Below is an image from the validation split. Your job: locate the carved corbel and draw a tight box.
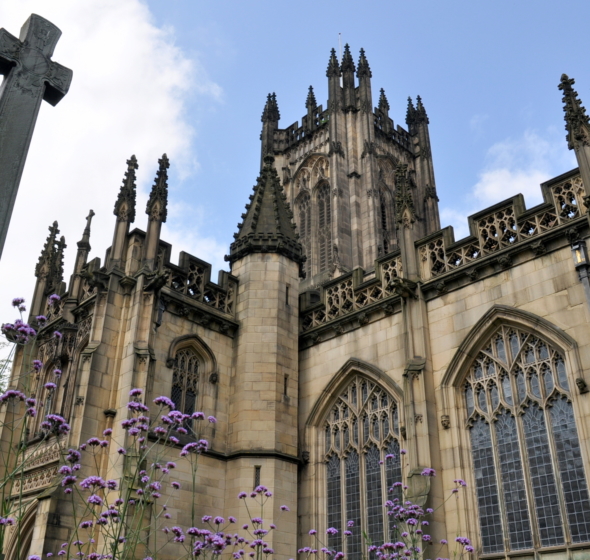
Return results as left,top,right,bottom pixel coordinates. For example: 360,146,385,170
576,377,589,394
388,277,418,299
531,240,547,256
441,414,450,429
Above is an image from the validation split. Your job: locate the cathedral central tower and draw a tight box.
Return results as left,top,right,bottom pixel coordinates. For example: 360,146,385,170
261,45,441,287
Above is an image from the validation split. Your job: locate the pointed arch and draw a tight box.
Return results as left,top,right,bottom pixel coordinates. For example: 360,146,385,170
445,304,590,553
306,358,403,428
165,334,217,418
442,304,581,388
315,181,332,274
166,333,217,374
295,190,312,277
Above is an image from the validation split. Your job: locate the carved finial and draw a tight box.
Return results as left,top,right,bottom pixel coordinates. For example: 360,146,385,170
114,155,138,222
36,221,60,278
406,96,416,126
378,88,390,113
416,95,429,124
559,74,590,150
306,86,317,109
326,48,341,78
261,92,280,123
78,209,95,249
357,48,371,78
341,43,355,73
146,154,169,222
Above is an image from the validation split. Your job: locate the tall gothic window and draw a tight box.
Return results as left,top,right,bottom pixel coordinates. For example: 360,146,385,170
379,190,390,254
465,326,590,553
297,193,312,277
325,376,402,560
317,184,332,274
171,349,199,417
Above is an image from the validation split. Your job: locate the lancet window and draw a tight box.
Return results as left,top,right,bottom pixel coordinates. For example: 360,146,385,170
464,326,590,553
324,376,402,560
317,183,332,274
171,349,200,418
378,189,392,255
297,193,312,277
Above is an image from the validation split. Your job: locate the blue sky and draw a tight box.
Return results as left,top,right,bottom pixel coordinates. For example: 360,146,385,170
146,0,587,242
0,0,588,324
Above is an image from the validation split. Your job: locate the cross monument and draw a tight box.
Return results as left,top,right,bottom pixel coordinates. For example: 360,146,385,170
0,14,72,259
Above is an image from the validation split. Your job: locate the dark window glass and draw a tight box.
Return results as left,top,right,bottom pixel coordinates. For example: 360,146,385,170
550,397,590,543
495,411,533,549
346,451,362,560
365,445,384,551
522,404,564,546
470,417,504,553
327,455,342,551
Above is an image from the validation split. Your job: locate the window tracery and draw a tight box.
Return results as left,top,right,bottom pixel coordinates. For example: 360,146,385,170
324,376,401,560
317,183,332,274
297,193,312,277
171,349,200,418
464,326,590,553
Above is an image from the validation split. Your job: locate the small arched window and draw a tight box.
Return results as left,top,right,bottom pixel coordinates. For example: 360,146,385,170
171,349,199,416
324,376,402,559
297,193,312,277
317,183,332,273
465,326,590,553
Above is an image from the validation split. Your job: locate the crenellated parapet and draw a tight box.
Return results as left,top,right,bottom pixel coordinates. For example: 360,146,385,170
417,169,586,281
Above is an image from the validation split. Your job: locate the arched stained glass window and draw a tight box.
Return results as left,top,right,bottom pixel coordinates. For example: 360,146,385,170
465,326,590,553
297,193,312,277
317,184,332,273
171,349,199,418
325,376,402,560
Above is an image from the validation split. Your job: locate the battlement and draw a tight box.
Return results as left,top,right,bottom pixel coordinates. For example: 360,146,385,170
417,168,585,281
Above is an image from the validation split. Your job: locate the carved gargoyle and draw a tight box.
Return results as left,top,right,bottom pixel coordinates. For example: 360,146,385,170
143,269,170,293
388,277,417,299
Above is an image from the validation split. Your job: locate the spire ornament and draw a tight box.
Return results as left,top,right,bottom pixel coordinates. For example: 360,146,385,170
146,154,169,222
326,48,341,78
226,155,305,273
378,89,390,113
357,48,372,78
261,93,280,123
406,97,416,126
306,86,317,109
416,96,429,124
36,221,59,279
559,74,590,150
114,155,138,222
341,44,355,73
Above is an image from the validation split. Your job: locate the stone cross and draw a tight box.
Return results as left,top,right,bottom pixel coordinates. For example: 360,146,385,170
0,14,72,259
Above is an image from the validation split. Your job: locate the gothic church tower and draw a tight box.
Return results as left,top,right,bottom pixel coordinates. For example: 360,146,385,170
262,45,441,287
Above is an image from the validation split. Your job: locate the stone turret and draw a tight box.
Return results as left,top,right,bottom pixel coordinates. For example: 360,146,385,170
109,155,137,271
341,44,356,112
559,74,590,202
305,86,317,133
225,154,302,558
143,154,169,270
407,96,440,235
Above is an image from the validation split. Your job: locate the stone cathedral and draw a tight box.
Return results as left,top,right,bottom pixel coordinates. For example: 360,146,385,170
5,45,590,560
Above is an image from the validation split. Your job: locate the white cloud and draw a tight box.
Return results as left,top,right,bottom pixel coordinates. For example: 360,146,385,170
0,1,223,335
441,129,577,242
